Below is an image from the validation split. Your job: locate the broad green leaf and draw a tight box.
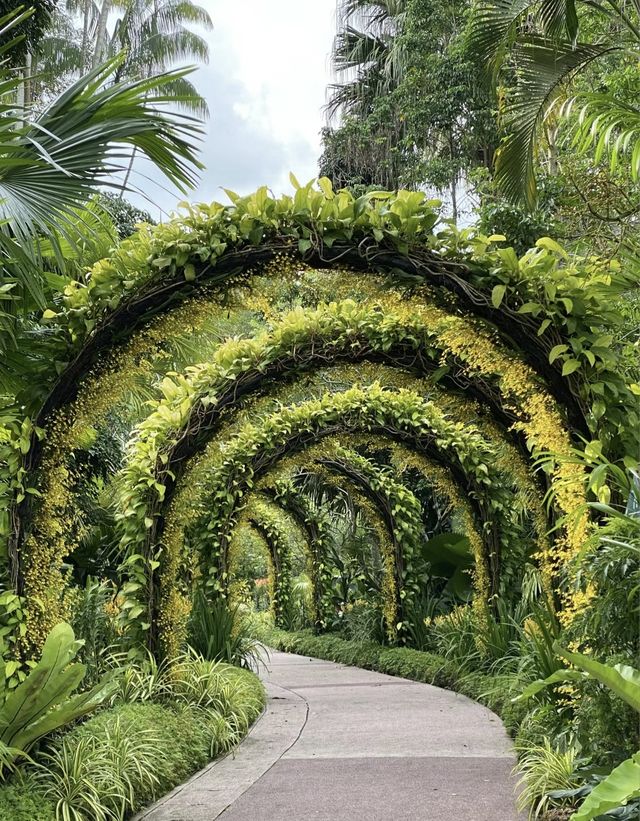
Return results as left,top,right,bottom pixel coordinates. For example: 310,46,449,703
555,645,640,712
549,344,569,363
491,284,507,308
536,237,568,258
570,753,640,820
562,359,581,376
514,668,586,702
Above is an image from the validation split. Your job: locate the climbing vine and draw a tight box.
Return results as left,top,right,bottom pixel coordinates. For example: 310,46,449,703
123,384,522,648
0,180,635,659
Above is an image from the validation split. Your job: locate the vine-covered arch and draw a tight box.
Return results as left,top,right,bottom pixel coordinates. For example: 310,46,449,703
34,183,634,456
243,499,296,629
111,300,587,600
273,445,427,637
19,295,590,645
3,182,637,658
127,384,552,652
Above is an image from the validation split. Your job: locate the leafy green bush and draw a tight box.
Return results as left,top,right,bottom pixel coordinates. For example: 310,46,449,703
573,665,640,766
0,660,264,821
518,647,640,821
0,777,55,821
0,623,115,777
70,578,120,683
514,705,565,751
187,593,264,669
376,648,458,689
340,600,386,645
34,702,219,819
515,738,582,820
429,605,482,669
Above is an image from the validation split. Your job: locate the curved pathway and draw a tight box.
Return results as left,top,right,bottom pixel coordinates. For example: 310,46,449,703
137,649,525,821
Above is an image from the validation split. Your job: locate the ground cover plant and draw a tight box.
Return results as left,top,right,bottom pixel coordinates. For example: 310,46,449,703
0,640,265,820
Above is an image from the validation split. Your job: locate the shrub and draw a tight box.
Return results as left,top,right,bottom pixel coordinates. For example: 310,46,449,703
515,706,565,750
515,739,582,819
0,777,56,821
573,677,639,766
430,605,482,668
70,578,120,682
376,648,458,689
341,600,386,644
187,593,264,669
0,660,265,820
0,622,115,777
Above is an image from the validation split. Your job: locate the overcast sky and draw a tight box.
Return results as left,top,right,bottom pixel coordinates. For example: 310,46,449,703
130,1,337,220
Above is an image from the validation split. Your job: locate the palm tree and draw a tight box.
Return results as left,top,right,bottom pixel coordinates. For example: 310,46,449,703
0,10,204,387
32,1,212,187
325,1,408,190
328,0,407,119
31,1,212,109
469,0,640,206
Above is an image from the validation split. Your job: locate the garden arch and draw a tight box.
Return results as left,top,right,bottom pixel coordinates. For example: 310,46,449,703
6,183,636,657
127,384,554,652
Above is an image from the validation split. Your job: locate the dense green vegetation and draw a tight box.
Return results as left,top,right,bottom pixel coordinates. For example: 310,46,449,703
0,0,637,819
0,655,265,821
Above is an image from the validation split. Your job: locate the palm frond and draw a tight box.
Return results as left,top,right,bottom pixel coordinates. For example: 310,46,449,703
329,0,406,117
564,93,640,180
468,0,537,69
152,1,213,32
136,29,210,68
0,55,204,244
469,0,580,71
333,26,389,75
495,38,612,205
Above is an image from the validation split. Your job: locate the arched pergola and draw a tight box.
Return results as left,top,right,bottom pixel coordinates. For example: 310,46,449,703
4,183,635,656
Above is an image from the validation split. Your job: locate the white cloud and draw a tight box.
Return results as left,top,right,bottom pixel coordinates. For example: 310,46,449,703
127,0,336,219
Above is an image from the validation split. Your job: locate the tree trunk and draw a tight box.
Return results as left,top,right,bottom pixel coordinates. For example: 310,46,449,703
82,0,91,71
92,0,111,69
450,177,458,223
122,146,137,190
547,124,559,175
449,132,458,222
24,52,32,107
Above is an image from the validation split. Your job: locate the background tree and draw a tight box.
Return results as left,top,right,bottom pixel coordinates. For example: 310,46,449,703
29,0,212,108
322,0,497,219
470,0,640,208
96,192,153,239
0,0,56,66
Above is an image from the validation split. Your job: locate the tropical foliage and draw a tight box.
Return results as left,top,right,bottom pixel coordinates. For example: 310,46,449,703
0,623,114,776
0,0,637,818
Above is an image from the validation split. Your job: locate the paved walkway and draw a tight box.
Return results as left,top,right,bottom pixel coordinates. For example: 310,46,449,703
137,649,525,821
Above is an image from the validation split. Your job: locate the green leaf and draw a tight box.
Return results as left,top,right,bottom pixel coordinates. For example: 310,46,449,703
555,645,640,712
562,359,581,376
536,237,568,258
491,284,507,308
549,344,569,364
514,668,586,702
0,623,114,758
570,753,640,821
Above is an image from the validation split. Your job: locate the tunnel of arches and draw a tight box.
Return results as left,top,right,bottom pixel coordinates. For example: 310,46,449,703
2,184,636,663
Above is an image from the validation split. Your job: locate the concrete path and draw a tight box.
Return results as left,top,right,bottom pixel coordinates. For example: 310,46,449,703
137,649,525,821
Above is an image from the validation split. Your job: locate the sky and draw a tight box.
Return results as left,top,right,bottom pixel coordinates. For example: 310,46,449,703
130,0,337,220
